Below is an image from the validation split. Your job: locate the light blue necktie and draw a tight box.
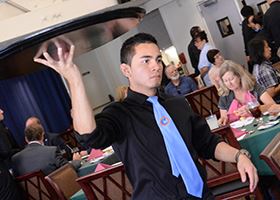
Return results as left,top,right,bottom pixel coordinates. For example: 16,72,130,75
148,96,203,198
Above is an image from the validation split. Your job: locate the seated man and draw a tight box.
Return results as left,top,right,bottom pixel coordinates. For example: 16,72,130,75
12,124,81,176
25,116,73,160
164,63,197,96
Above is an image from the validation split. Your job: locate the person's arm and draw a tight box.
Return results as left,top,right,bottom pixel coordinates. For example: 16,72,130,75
214,142,258,192
259,91,275,105
218,109,228,125
267,104,280,114
34,40,95,134
266,84,280,97
199,66,209,78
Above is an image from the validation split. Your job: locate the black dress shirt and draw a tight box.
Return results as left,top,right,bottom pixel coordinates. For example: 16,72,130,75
0,122,21,168
241,19,257,56
76,89,222,200
263,1,280,50
188,40,201,76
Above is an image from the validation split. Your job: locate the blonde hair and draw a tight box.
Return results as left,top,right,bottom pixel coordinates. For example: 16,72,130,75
219,60,256,96
115,85,128,102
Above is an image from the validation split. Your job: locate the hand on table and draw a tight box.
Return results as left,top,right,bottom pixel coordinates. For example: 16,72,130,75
234,105,250,118
72,152,82,161
218,116,228,126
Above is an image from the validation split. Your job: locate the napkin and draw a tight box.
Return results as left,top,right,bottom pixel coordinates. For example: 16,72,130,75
95,163,111,172
231,127,247,138
87,149,103,161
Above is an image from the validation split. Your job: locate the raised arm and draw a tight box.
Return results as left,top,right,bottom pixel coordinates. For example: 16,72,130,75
34,39,95,134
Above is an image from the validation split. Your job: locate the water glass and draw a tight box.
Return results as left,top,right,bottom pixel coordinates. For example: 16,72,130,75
206,114,219,130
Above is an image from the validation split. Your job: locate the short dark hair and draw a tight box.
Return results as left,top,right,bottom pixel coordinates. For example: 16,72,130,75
190,26,200,38
194,31,208,43
207,49,220,64
25,124,44,142
252,14,263,26
240,5,254,18
120,33,158,65
248,38,267,65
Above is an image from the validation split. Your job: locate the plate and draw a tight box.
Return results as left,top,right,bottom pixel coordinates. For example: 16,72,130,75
257,120,279,130
89,155,105,163
230,117,255,128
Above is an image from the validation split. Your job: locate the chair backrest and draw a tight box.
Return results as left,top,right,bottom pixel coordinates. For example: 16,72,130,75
185,85,220,118
45,164,81,200
16,170,56,200
260,132,280,180
59,127,83,149
202,126,263,199
76,163,132,200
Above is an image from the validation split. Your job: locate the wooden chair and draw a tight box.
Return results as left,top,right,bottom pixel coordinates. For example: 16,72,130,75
59,127,83,150
185,85,220,118
201,125,263,199
259,132,280,180
45,164,81,200
16,170,56,200
76,163,132,200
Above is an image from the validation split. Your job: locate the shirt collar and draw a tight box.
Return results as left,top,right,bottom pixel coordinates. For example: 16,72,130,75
126,87,166,104
28,141,43,145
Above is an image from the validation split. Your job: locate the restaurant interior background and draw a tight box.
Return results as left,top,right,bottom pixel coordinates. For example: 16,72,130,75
0,0,269,144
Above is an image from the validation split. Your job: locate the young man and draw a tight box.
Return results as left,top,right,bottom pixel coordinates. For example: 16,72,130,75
194,31,214,87
164,63,197,96
187,26,201,76
34,33,258,199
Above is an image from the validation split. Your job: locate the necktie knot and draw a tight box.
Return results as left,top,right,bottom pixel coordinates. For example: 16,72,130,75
147,96,158,104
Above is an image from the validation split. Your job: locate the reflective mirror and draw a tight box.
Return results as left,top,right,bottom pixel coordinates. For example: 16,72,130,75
0,5,145,79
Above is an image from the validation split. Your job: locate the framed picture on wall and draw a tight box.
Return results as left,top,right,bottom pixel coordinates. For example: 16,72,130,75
257,1,270,14
216,17,234,38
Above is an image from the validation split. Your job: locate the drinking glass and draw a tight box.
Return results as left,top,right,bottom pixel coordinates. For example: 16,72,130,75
247,100,262,119
206,114,219,130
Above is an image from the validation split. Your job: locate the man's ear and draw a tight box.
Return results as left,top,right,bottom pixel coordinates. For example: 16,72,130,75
120,63,131,78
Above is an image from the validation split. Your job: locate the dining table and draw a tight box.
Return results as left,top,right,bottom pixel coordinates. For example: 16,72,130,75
236,116,280,175
70,153,120,200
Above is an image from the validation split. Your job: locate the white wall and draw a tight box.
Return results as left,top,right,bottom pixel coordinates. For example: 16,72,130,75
76,0,267,111
159,0,211,74
198,0,247,66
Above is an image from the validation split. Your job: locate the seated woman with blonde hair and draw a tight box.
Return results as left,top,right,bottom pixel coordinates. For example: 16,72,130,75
115,85,128,102
218,60,275,125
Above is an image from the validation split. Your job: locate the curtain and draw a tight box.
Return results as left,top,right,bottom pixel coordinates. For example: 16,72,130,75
0,68,72,145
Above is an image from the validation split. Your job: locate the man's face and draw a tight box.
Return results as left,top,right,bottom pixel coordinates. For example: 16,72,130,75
194,38,205,50
0,109,4,121
120,43,163,96
165,65,179,80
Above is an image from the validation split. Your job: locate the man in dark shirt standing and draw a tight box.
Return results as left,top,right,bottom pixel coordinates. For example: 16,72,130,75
187,26,201,76
263,0,280,60
240,5,256,73
34,33,258,199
